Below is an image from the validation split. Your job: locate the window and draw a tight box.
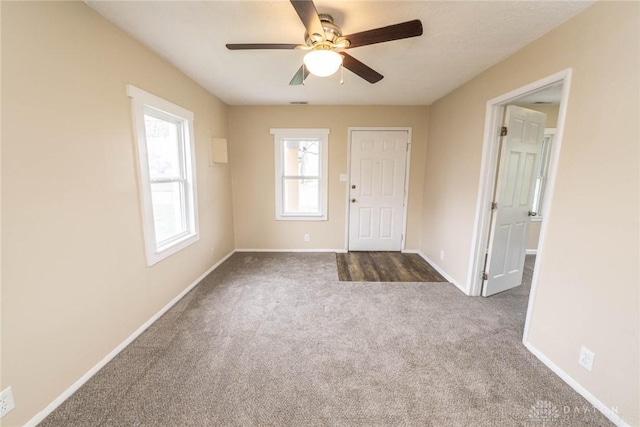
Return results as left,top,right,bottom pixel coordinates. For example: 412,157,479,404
127,85,199,265
271,128,329,221
531,128,555,219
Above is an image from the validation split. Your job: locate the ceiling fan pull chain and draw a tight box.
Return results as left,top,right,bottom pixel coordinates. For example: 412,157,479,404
302,63,306,85
340,62,344,85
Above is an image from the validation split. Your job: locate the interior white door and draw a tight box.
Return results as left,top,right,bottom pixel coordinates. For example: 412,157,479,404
483,106,546,296
348,130,408,251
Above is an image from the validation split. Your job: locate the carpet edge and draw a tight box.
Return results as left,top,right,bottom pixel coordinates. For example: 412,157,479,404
23,250,236,427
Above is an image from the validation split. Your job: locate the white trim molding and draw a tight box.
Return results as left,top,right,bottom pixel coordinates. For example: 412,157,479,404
127,84,200,266
270,128,330,221
416,251,468,295
24,250,236,427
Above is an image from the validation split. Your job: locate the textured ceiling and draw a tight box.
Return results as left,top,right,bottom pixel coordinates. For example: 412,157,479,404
86,1,593,106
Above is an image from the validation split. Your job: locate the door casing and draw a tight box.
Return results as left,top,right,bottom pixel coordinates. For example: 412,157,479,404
345,127,412,252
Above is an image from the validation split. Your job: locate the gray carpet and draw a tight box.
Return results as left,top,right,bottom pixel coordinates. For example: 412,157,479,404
40,253,611,426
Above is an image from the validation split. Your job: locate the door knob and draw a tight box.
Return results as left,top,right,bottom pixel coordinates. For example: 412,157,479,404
528,211,537,217
351,198,356,203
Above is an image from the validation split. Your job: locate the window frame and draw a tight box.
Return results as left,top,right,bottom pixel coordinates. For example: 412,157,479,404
127,85,199,266
271,128,329,221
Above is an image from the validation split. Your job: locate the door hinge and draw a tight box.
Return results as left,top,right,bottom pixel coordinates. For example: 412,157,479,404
500,126,508,136
401,233,404,242
482,272,488,280
491,202,498,210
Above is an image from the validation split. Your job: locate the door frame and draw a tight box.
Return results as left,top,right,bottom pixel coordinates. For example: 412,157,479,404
344,127,412,251
466,69,572,338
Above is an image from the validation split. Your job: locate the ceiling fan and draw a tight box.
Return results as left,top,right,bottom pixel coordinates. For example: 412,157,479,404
226,0,423,85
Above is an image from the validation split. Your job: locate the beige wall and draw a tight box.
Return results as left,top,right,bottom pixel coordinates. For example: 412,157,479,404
229,106,429,251
2,1,638,426
420,1,638,424
1,2,234,425
526,220,542,251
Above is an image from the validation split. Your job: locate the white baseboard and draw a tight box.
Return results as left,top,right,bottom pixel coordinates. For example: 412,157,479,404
526,249,538,255
524,341,630,427
417,251,469,295
24,250,236,427
235,248,347,253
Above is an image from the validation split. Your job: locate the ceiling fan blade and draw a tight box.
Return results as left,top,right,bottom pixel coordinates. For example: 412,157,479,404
289,65,311,86
226,43,302,50
342,19,423,49
290,0,326,40
341,53,383,84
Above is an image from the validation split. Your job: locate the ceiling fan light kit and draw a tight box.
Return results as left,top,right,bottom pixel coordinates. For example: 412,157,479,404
226,0,423,85
303,47,343,77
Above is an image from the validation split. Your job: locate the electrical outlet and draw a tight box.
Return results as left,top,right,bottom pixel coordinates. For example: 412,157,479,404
0,387,15,418
440,250,445,261
578,346,595,372
304,234,310,242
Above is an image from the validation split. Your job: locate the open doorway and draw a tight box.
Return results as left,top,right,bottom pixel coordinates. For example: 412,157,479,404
482,103,547,296
467,70,571,341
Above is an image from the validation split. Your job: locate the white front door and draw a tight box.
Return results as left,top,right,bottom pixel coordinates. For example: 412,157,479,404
483,106,546,296
348,130,408,251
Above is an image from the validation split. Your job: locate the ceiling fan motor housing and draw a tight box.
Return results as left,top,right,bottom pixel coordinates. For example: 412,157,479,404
305,14,344,47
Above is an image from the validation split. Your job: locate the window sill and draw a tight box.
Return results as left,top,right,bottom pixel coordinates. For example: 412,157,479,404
276,214,327,221
147,232,200,266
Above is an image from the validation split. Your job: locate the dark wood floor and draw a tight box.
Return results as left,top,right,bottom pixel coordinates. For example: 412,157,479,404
336,252,447,282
